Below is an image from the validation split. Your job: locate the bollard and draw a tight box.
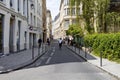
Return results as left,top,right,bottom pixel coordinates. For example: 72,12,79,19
85,47,87,58
79,45,80,54
75,44,76,52
32,46,34,59
42,44,43,53
100,51,102,67
44,45,45,52
38,46,40,56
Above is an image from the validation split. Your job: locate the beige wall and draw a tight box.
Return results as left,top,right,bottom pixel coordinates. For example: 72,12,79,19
42,0,47,42
46,10,52,39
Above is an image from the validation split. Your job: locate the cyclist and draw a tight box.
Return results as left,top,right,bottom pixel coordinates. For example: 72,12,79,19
58,38,63,49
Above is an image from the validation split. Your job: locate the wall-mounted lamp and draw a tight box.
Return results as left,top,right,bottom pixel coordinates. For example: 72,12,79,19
31,3,34,9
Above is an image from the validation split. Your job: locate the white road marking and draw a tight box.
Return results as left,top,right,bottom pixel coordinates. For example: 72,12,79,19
45,57,52,64
50,52,54,56
53,47,55,52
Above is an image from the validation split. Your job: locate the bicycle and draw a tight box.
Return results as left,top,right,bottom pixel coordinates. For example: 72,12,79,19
59,43,62,50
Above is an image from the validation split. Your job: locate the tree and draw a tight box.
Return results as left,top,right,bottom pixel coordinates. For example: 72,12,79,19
70,0,97,33
66,24,84,37
70,0,120,33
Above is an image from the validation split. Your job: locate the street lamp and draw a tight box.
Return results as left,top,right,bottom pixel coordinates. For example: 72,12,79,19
31,3,34,9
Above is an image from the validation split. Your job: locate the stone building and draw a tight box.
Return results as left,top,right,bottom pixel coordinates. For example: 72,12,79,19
46,10,52,39
59,0,83,38
0,0,28,54
27,0,43,49
42,0,47,43
53,13,62,39
0,0,43,55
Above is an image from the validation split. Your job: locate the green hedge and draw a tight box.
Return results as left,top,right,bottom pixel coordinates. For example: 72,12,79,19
84,33,120,62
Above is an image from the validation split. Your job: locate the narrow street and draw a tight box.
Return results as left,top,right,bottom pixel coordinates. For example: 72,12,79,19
25,40,85,68
0,0,120,80
0,41,117,80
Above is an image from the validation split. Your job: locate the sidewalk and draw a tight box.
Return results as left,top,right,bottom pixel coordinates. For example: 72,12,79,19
0,44,48,74
67,45,120,80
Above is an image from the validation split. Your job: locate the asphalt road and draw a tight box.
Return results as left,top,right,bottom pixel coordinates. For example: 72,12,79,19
0,41,118,80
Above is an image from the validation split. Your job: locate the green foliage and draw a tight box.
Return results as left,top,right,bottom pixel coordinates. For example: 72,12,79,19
84,34,97,47
70,0,75,6
84,33,120,62
69,0,120,33
66,24,84,37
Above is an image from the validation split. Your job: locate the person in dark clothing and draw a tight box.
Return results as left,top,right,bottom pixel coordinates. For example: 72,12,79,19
47,38,50,46
38,38,42,48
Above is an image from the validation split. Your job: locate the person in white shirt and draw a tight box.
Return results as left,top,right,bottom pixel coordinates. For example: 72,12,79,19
58,38,63,49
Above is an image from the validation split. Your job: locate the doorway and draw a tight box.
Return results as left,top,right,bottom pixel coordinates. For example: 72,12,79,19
9,16,15,52
17,21,21,51
29,33,32,49
0,14,4,54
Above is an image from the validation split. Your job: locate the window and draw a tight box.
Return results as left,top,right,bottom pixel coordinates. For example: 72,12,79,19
64,0,67,6
34,16,36,26
72,8,75,16
67,0,70,5
30,13,32,25
67,8,70,15
0,0,3,2
64,0,70,6
23,0,25,15
64,20,69,28
64,9,67,16
18,0,20,12
64,8,70,16
0,0,5,4
10,0,13,7
76,8,80,15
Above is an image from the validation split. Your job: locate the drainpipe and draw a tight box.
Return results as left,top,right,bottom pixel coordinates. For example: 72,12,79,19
27,0,29,23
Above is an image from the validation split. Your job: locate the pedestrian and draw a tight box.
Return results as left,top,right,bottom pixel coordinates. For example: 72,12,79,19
38,38,42,48
68,38,70,45
58,38,63,49
47,38,50,46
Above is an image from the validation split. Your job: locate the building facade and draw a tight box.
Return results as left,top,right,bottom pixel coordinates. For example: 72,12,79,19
53,13,62,39
27,0,43,49
46,10,52,39
0,0,28,54
42,0,47,43
59,0,83,38
0,0,43,55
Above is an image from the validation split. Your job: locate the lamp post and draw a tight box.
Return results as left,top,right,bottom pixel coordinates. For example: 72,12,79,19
85,45,87,58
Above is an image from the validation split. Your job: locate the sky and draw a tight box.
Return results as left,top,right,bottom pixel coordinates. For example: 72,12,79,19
46,0,61,20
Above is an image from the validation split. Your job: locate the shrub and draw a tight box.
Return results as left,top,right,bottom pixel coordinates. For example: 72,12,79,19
84,33,120,62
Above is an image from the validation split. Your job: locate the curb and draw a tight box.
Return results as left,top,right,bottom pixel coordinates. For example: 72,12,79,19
67,46,120,80
0,50,48,74
66,46,87,62
88,62,120,80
